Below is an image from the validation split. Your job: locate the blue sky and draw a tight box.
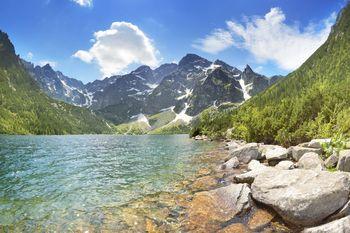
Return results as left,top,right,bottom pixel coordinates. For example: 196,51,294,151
0,0,345,83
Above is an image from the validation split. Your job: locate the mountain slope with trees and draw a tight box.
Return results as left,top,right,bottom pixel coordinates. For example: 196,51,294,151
0,31,112,134
192,3,350,146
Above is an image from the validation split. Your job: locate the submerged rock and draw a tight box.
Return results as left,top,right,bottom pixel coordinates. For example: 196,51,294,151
230,143,261,163
218,223,250,233
302,215,350,233
337,150,350,172
298,152,325,171
290,146,322,161
187,184,252,231
251,169,350,226
248,208,276,231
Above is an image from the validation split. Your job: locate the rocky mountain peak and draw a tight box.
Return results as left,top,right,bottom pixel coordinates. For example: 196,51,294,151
0,31,15,55
0,31,17,67
178,53,211,70
243,65,254,74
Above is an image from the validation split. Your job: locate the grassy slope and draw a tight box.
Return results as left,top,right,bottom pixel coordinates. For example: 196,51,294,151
0,32,112,135
195,4,350,146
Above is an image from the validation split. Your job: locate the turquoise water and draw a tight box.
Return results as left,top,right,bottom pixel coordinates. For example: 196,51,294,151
0,134,217,231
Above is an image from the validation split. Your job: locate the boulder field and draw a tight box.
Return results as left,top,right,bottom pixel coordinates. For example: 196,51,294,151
186,137,350,232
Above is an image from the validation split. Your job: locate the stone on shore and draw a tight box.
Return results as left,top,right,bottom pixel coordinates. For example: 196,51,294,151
275,160,295,170
225,140,244,150
234,166,273,184
290,146,322,161
302,215,350,233
307,139,331,149
221,156,239,170
251,169,350,226
324,153,339,168
297,152,325,171
230,143,261,163
248,160,266,171
187,184,252,232
337,150,350,172
265,146,289,165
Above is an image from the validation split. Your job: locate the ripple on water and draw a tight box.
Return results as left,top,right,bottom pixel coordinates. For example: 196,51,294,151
0,134,218,231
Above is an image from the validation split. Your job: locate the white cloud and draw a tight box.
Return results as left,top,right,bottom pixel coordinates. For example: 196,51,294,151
27,52,34,59
192,29,234,54
194,8,336,71
71,0,92,7
38,60,57,68
73,21,159,77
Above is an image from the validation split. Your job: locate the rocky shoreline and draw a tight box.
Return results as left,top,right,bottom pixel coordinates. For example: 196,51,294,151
93,137,350,232
182,138,350,232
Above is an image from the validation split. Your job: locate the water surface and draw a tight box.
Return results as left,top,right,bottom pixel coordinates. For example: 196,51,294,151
0,134,217,231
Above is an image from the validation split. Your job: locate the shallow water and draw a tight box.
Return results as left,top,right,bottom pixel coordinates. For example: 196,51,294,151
0,134,217,231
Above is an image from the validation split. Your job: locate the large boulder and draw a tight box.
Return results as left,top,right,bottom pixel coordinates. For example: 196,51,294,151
290,146,322,161
302,216,350,233
308,139,331,149
265,146,290,165
186,184,252,232
337,150,350,172
297,152,325,171
251,169,350,226
230,143,261,163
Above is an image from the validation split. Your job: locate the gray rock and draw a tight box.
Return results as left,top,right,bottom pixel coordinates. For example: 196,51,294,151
225,140,243,150
298,152,325,171
302,216,350,233
291,146,322,161
324,153,338,168
326,200,350,222
337,150,350,172
308,139,331,149
275,160,295,170
265,146,289,164
251,169,350,226
258,144,277,160
221,156,240,170
234,166,273,184
230,143,261,164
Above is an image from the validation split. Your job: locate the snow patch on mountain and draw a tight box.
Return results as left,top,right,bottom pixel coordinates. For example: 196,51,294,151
238,78,252,101
171,103,193,124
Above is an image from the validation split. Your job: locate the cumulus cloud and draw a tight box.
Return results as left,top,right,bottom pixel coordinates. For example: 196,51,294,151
72,0,92,7
194,8,336,71
73,22,159,77
39,60,57,68
192,29,234,54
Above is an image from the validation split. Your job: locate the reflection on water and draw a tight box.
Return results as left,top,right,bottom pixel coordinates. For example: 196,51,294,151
0,134,217,231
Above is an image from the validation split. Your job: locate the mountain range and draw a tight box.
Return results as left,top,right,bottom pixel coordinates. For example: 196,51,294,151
20,52,282,134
